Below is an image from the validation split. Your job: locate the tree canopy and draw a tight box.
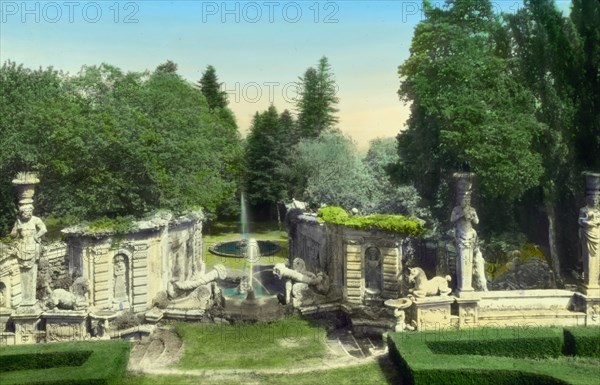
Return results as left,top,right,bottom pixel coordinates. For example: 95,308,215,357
0,61,242,234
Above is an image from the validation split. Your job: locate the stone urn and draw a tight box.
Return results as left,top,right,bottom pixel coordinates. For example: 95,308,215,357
384,298,414,332
12,172,40,205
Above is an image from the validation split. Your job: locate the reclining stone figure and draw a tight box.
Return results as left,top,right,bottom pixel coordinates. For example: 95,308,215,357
166,264,227,309
273,258,333,307
46,277,89,310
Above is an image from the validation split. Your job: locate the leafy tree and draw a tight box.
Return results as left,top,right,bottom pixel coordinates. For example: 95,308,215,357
395,0,545,226
505,0,583,275
0,61,242,234
296,56,339,138
503,0,600,275
286,130,375,211
570,0,600,170
364,138,435,229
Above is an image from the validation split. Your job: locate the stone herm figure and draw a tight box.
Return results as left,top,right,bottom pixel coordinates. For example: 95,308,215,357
451,173,488,293
579,172,600,294
11,204,46,269
11,204,47,307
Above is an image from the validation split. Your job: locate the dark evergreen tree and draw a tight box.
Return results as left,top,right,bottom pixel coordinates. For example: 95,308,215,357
155,60,178,73
296,56,339,138
197,65,228,111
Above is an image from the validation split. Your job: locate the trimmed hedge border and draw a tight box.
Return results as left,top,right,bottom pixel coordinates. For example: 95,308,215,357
0,340,130,385
0,351,92,372
388,327,600,385
563,327,600,357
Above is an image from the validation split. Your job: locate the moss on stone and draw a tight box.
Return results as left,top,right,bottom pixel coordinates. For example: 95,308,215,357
317,206,425,236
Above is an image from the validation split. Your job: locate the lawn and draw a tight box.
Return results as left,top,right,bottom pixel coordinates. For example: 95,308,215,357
173,316,329,370
203,221,288,269
121,358,401,385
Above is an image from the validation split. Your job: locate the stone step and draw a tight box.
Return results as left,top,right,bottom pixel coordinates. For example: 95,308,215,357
139,336,165,367
155,329,183,367
128,341,150,371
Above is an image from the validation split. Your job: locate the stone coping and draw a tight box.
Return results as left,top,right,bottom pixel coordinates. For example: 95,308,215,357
411,296,455,305
62,210,203,238
478,289,577,299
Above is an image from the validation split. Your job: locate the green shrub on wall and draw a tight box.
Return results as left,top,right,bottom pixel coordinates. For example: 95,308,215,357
317,206,425,236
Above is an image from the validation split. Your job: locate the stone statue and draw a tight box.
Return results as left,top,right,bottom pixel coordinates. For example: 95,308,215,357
579,173,600,295
273,258,334,307
113,254,129,305
407,267,451,297
451,173,487,293
11,204,47,307
166,264,227,310
364,247,382,293
46,277,89,310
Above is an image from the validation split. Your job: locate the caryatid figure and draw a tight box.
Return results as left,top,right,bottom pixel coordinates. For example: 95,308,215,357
11,204,47,306
10,172,47,308
451,173,487,293
579,173,600,295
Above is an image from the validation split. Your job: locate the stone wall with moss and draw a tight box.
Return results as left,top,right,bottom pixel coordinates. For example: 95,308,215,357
289,210,421,304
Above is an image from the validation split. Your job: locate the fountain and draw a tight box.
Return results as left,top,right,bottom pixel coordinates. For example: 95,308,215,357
217,194,286,322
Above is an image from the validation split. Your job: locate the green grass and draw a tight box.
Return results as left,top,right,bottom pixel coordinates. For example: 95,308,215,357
203,221,288,269
0,340,130,385
121,358,401,385
174,317,329,370
388,327,600,385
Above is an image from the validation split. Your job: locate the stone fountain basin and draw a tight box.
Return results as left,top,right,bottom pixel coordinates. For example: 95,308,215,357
208,240,281,258
219,265,286,322
384,298,413,310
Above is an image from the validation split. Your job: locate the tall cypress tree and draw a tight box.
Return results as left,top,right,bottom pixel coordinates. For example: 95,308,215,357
296,56,339,138
197,65,228,111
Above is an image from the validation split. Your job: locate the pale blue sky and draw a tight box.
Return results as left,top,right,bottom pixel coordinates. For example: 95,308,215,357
0,0,571,149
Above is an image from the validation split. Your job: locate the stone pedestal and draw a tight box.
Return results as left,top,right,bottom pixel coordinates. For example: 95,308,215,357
455,297,479,327
573,292,600,326
410,296,455,331
44,311,88,342
384,298,413,332
580,285,600,298
12,310,42,344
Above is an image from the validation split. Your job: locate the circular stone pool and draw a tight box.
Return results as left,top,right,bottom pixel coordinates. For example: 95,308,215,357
208,240,281,258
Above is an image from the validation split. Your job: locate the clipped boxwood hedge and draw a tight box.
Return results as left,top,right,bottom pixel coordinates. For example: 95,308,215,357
0,340,130,385
388,327,598,385
426,335,562,359
563,327,600,357
0,351,92,372
317,206,425,236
